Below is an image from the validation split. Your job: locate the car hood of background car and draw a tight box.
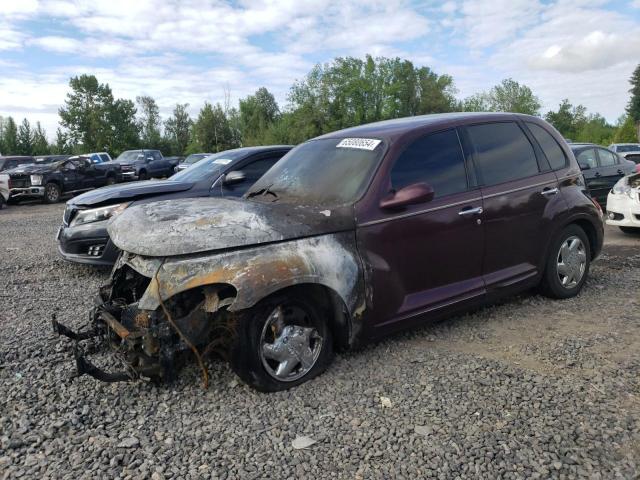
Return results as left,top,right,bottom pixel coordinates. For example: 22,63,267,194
69,180,195,207
108,197,355,256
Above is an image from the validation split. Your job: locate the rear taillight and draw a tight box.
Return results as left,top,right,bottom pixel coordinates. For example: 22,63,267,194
591,197,602,214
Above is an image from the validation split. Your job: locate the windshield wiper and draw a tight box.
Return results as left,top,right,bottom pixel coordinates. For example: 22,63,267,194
246,184,278,199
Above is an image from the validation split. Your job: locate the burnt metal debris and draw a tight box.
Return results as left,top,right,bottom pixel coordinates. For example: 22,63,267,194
53,197,365,386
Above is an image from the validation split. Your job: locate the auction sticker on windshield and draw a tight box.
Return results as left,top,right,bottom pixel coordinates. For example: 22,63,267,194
213,158,233,165
336,138,381,151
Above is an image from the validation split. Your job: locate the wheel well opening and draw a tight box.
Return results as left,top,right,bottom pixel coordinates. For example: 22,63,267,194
264,284,351,352
572,219,597,259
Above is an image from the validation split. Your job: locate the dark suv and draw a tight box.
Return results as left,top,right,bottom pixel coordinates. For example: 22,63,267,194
55,113,603,391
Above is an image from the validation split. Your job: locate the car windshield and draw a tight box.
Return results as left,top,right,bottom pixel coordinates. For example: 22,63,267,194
184,154,207,164
171,151,244,182
616,145,640,153
114,151,142,162
247,138,385,207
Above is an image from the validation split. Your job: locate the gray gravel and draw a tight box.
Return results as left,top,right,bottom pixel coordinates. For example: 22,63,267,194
1,203,639,479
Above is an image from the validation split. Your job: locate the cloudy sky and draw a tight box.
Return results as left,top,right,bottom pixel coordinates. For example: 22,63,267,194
1,0,639,138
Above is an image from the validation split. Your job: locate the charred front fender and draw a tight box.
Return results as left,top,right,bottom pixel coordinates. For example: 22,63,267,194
130,232,365,322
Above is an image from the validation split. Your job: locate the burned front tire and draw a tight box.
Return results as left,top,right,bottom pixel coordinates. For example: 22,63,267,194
229,292,333,392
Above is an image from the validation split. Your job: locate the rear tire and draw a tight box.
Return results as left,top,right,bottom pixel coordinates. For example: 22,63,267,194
229,292,333,392
43,183,61,204
539,225,591,299
619,226,640,235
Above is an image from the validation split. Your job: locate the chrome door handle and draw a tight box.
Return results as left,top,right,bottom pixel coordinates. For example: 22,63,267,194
541,187,559,196
459,206,483,216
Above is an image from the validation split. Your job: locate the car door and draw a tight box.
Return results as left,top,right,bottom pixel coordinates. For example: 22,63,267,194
218,154,284,197
595,148,627,207
575,148,603,204
80,158,103,188
60,160,81,191
356,128,485,335
464,121,560,295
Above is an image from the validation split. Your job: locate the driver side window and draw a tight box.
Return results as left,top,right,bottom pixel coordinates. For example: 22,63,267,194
390,129,468,199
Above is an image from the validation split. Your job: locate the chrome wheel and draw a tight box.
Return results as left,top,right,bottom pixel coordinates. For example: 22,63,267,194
556,235,586,289
259,304,323,382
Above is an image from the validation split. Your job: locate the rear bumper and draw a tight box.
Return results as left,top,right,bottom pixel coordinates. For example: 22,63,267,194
605,192,640,228
57,221,120,266
9,186,44,199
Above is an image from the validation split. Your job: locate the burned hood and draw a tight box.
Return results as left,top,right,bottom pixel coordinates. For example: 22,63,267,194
5,163,54,175
69,180,195,207
108,197,355,256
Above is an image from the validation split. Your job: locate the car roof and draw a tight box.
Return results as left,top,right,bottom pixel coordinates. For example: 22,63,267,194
215,145,293,156
313,112,545,143
611,143,640,146
0,155,33,160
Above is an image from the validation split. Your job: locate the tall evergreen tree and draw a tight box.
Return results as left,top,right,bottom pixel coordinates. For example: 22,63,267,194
136,95,162,148
17,119,34,155
32,122,50,155
3,117,19,155
164,103,192,155
626,64,640,140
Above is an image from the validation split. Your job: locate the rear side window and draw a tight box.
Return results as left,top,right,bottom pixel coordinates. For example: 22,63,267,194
526,122,567,170
390,129,467,198
467,122,539,186
576,149,597,169
597,148,617,167
239,157,280,183
99,154,110,162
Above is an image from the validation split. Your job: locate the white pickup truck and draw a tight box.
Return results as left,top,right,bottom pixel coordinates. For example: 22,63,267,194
0,173,9,209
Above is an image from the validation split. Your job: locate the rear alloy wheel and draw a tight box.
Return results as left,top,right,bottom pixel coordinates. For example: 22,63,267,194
229,293,333,392
43,183,61,204
619,226,640,235
540,225,590,299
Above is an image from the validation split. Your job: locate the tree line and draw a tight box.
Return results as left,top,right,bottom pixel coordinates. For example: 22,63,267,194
0,56,639,157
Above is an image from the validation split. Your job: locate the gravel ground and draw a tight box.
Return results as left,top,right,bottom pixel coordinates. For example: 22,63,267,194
1,203,639,479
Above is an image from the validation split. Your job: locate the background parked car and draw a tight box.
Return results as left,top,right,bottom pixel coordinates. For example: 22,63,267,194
605,172,640,234
0,156,34,172
5,155,122,204
569,143,636,207
174,153,214,173
110,149,174,180
608,143,640,172
58,145,292,265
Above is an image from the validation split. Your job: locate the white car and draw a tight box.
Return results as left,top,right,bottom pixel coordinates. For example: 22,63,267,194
0,173,9,209
606,173,640,234
608,143,640,172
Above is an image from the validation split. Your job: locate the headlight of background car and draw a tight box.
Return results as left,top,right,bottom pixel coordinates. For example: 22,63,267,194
70,203,129,226
30,175,43,186
611,178,634,198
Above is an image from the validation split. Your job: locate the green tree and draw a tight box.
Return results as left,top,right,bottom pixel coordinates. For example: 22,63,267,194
283,55,458,144
574,114,615,145
626,64,640,140
190,102,234,153
239,87,280,145
4,117,17,154
545,99,588,140
164,103,192,155
136,95,162,148
51,128,72,155
108,99,140,156
461,93,491,112
32,122,49,155
613,115,638,143
16,118,33,155
488,78,540,115
58,74,116,151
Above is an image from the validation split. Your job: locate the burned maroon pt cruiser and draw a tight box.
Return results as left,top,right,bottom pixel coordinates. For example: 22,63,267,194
54,113,604,391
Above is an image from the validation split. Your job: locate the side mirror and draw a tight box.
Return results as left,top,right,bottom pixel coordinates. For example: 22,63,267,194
146,156,153,162
223,171,246,186
380,182,434,210
579,162,591,171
